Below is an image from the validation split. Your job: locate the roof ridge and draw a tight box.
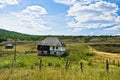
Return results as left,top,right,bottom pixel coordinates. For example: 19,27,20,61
38,37,66,47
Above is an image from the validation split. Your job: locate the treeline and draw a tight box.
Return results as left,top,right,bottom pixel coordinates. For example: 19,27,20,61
0,29,46,42
0,29,120,42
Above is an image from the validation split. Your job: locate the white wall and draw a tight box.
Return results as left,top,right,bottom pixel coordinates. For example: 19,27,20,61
38,46,66,56
50,46,66,56
50,46,65,51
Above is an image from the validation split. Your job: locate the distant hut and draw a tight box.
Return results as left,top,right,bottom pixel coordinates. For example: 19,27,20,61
37,37,66,56
5,44,14,49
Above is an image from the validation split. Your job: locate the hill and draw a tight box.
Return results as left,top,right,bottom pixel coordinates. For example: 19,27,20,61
0,29,46,42
0,28,120,43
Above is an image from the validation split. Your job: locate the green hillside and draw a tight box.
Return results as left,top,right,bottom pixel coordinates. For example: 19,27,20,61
0,29,120,43
0,29,46,42
0,29,27,41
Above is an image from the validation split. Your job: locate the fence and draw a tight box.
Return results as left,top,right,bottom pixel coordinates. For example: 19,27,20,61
36,59,119,73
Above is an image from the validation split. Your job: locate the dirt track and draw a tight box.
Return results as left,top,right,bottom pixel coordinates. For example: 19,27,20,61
88,46,120,61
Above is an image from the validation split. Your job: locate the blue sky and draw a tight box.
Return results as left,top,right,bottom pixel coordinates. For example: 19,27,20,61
0,0,120,35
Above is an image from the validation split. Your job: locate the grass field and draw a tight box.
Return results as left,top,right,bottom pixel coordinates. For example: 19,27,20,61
89,43,120,53
0,41,120,80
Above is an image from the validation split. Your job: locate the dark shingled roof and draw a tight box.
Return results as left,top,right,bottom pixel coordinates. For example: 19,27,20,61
38,37,66,47
5,44,13,47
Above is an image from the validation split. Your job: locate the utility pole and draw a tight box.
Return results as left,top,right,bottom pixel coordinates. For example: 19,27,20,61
11,37,17,74
14,38,16,62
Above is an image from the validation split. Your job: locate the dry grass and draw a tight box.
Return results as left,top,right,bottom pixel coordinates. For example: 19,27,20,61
0,66,120,80
0,42,120,80
88,46,120,64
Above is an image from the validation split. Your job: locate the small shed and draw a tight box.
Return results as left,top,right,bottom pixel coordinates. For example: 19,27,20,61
5,44,14,49
37,37,66,56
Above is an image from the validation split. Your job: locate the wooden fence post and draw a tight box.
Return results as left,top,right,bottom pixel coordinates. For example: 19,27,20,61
65,60,69,71
106,59,109,72
113,60,115,65
11,60,14,74
102,59,104,63
39,58,42,71
100,59,102,63
118,61,119,67
80,62,83,72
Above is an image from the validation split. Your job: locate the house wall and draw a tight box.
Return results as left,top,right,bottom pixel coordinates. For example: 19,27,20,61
37,45,50,55
50,46,65,51
37,45,50,51
38,50,48,55
50,46,66,56
38,46,66,56
5,46,14,49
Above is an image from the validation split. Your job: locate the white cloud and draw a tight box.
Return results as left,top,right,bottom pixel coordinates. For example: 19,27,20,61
13,6,47,19
0,6,51,35
67,0,120,31
54,0,76,5
53,0,102,5
22,6,47,15
0,0,19,8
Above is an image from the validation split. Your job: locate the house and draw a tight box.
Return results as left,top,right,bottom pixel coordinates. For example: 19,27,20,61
37,37,66,56
5,44,14,49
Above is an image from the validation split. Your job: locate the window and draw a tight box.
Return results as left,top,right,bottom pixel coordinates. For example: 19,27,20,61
53,46,55,49
56,47,58,49
54,52,56,55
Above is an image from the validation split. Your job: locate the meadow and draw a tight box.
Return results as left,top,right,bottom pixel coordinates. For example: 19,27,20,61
0,41,120,80
89,43,120,53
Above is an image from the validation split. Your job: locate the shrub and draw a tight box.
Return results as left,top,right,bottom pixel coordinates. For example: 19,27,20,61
47,62,52,66
3,64,11,68
55,63,61,67
16,62,27,67
30,65,34,69
88,61,93,66
67,54,80,62
34,62,39,66
0,52,2,57
86,52,96,57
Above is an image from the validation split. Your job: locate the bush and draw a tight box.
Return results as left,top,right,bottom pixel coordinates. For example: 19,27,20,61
16,62,27,67
86,52,95,57
3,64,11,68
0,52,2,57
30,65,34,69
34,62,39,66
47,62,52,66
67,54,80,62
55,63,61,67
88,62,93,66
61,52,69,57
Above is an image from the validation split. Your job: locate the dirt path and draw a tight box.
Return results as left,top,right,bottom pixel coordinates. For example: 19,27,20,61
88,46,120,60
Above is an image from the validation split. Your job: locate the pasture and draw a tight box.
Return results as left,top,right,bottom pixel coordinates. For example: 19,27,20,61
0,41,120,80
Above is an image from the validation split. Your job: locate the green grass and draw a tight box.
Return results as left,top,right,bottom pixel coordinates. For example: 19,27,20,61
0,61,120,80
89,43,120,53
0,42,120,80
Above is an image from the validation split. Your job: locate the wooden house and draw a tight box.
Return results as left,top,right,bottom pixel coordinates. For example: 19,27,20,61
37,37,66,56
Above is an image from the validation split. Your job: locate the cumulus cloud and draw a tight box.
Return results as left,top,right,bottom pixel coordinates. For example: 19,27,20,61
13,6,47,19
54,0,76,5
67,0,120,31
0,6,51,35
0,0,19,8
